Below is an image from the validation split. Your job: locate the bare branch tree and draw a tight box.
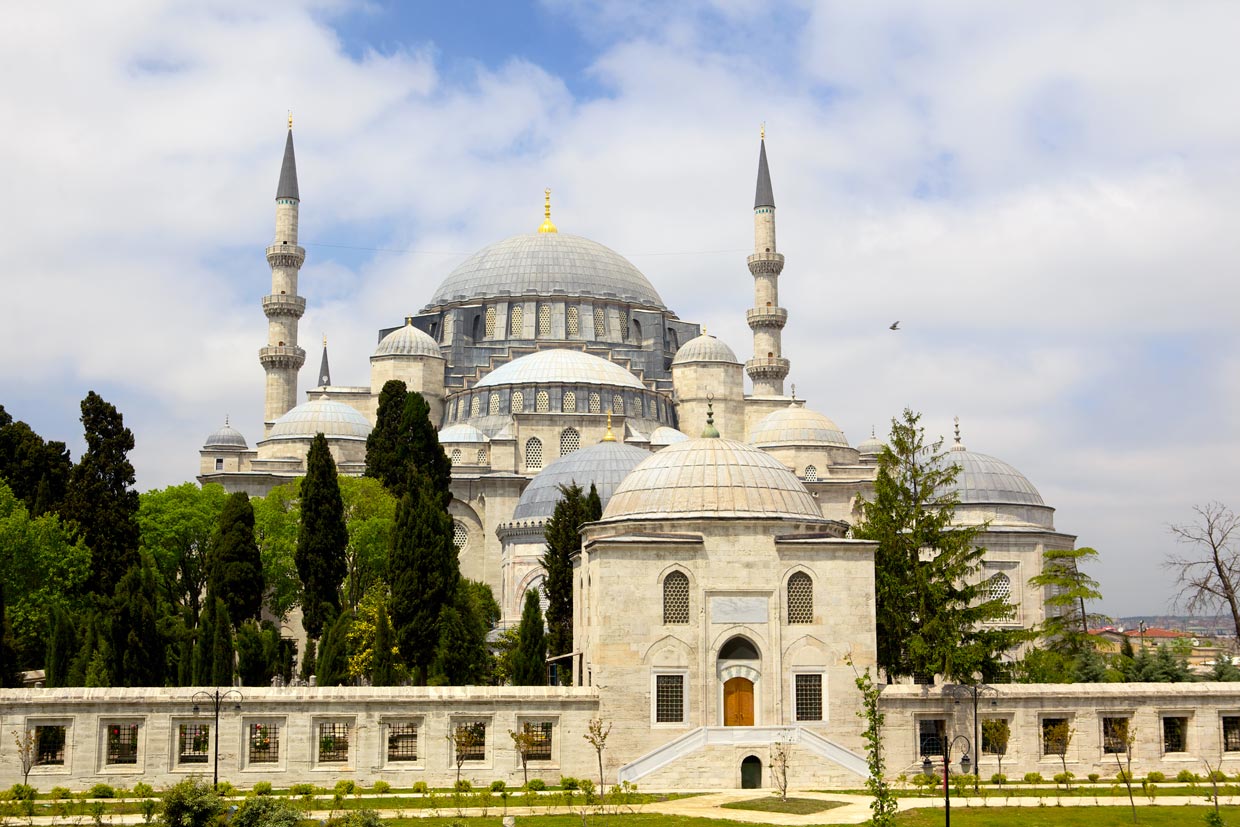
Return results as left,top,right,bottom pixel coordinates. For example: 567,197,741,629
1165,503,1240,639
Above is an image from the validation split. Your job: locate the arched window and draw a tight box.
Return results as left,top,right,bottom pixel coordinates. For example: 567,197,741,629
470,396,481,417
804,465,817,482
476,447,487,465
560,428,580,455
668,328,679,351
526,575,550,619
489,393,501,415
593,306,606,338
450,448,462,464
612,394,624,415
986,572,1012,602
787,572,813,624
453,521,469,551
536,390,549,413
630,318,642,342
588,392,601,413
567,306,579,337
484,306,496,338
525,437,543,470
471,314,481,341
511,391,524,413
510,304,524,337
634,396,644,417
563,390,577,413
538,304,552,337
663,571,689,624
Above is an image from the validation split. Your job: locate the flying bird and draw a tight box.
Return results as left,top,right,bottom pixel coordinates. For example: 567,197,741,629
889,321,900,331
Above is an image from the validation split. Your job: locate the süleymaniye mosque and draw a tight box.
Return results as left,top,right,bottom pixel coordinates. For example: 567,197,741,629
6,125,1240,793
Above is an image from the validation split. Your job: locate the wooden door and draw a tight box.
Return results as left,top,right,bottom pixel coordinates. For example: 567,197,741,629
724,677,754,726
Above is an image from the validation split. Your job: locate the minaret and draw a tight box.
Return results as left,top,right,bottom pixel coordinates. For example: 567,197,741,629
259,116,307,435
317,335,331,388
745,126,790,396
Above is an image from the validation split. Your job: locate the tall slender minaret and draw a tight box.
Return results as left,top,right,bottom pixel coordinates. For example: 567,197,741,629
745,126,790,396
259,116,307,435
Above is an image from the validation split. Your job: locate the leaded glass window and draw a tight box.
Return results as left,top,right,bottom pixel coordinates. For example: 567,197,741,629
536,390,549,412
538,304,551,337
484,306,496,338
566,306,579,337
450,448,461,464
560,428,580,455
611,394,623,415
489,393,501,415
511,391,524,413
510,305,523,337
476,447,487,465
563,391,577,412
470,396,481,417
634,396,643,417
593,306,606,338
588,392,601,413
795,674,823,721
663,571,689,624
525,438,543,470
387,723,418,762
621,310,630,341
804,465,817,482
453,521,468,550
787,572,813,624
655,675,684,723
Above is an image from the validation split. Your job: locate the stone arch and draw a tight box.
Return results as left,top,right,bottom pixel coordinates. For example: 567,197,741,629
641,634,693,668
471,314,482,342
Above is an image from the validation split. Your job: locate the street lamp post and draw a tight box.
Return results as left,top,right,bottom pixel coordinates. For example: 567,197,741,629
946,683,997,791
922,735,971,827
192,689,242,790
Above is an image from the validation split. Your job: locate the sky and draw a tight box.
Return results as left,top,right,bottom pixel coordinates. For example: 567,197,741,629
2,0,1238,617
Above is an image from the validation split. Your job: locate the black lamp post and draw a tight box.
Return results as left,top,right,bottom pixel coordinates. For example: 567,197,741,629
191,689,242,790
922,735,971,827
947,682,997,791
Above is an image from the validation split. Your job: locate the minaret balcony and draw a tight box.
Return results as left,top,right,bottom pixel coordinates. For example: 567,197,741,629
266,244,306,268
747,252,785,275
259,345,306,370
261,294,307,318
745,307,788,329
745,356,790,379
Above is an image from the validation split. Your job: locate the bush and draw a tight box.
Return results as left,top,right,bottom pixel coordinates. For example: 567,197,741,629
526,779,546,792
329,811,382,827
1177,770,1201,783
289,784,316,797
411,782,428,795
161,779,222,827
1023,772,1044,784
333,781,356,797
454,779,472,793
559,777,579,791
1053,772,1075,787
1210,770,1227,782
1087,774,1100,784
490,780,506,792
231,796,301,827
89,784,117,799
990,773,1007,786
1146,771,1166,783
215,781,235,797
369,781,390,795
133,783,155,798
49,786,71,800
9,785,36,802
1116,770,1133,783
252,782,273,797
579,779,596,802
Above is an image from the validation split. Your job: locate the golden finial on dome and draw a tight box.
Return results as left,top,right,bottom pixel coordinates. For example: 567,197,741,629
288,111,293,130
602,409,616,442
538,188,558,233
323,333,327,347
760,122,765,141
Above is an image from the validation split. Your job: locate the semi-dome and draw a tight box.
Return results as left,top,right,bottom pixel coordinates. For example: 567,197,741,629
375,319,440,358
204,420,248,450
750,402,849,448
475,349,645,390
603,437,823,521
940,444,1044,506
266,397,372,442
649,426,690,447
425,232,666,311
438,423,489,443
512,440,650,521
672,334,739,365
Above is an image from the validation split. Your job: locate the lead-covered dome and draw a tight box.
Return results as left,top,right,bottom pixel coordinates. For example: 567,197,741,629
750,402,849,448
438,423,489,443
513,440,650,521
204,420,248,450
266,397,372,442
475,349,645,390
603,437,823,521
672,334,739,365
425,233,666,311
375,319,440,358
941,445,1043,506
650,426,690,447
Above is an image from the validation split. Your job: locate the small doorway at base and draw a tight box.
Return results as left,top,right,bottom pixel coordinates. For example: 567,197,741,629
741,755,762,789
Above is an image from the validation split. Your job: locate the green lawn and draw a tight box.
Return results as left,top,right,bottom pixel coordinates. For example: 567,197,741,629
386,817,762,827
894,805,1240,826
720,796,847,814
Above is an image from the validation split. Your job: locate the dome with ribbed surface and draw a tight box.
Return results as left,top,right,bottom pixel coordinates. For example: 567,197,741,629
266,397,372,442
940,446,1044,506
603,438,823,521
857,429,884,456
650,426,690,447
425,232,665,310
750,402,849,448
512,440,650,521
375,320,440,358
672,334,739,365
475,349,645,390
204,421,248,450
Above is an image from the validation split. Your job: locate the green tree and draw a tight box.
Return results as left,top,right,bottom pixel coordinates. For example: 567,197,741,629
69,610,109,687
137,483,228,627
1029,547,1103,655
45,606,78,688
364,380,409,492
511,589,547,686
193,597,216,687
62,392,140,596
1073,647,1109,683
0,405,72,516
339,477,396,611
1210,657,1240,681
235,621,282,687
251,482,304,620
371,603,397,686
542,483,588,658
0,585,20,687
400,392,452,505
209,492,265,625
586,483,602,521
295,435,348,639
110,559,167,686
853,409,1028,682
210,598,235,686
316,608,352,686
428,604,473,685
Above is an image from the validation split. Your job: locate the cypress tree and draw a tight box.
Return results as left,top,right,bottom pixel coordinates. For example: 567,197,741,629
512,589,547,686
400,393,452,504
62,392,140,595
0,586,20,687
209,493,264,624
586,483,602,521
315,609,352,686
295,435,348,639
111,561,166,686
541,483,587,658
428,604,472,685
364,380,408,492
0,406,72,516
371,607,396,686
299,638,317,683
211,598,235,686
235,621,274,687
69,610,106,687
193,598,216,686
45,606,77,688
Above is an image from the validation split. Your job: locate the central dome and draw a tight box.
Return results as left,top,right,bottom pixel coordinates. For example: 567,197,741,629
425,233,666,311
475,349,645,390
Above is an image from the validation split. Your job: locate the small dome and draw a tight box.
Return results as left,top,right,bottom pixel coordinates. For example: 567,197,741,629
672,334,739,366
438,423,489,443
204,420,248,450
375,319,440,358
425,232,666,311
649,426,690,447
857,429,884,456
603,437,823,521
513,440,650,521
940,445,1044,506
750,402,849,448
266,397,372,442
475,349,645,390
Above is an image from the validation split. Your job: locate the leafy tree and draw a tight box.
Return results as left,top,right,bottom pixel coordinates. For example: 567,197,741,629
852,409,1029,682
209,493,264,625
62,392,140,595
1165,502,1240,639
488,626,521,686
511,589,547,686
137,483,228,627
371,602,397,686
235,621,283,687
0,585,20,687
1072,647,1109,683
69,610,109,687
1043,719,1073,780
110,559,167,686
295,435,348,639
316,608,352,687
981,718,1010,779
1010,647,1073,683
462,579,501,630
364,380,409,492
1210,657,1240,681
853,666,897,826
45,606,78,688
299,638,316,683
161,778,222,827
1029,547,1103,654
339,477,396,611
250,482,304,620
542,483,589,658
0,405,71,516
344,587,390,682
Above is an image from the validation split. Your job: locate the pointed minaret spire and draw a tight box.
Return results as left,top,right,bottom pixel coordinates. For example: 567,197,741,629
318,335,331,387
745,127,789,396
755,129,775,209
276,123,299,201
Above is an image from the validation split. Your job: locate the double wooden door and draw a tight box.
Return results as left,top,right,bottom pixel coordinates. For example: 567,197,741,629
723,677,754,726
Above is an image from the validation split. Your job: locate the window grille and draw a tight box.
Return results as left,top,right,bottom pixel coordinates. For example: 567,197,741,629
177,724,210,764
215,458,223,471
1163,717,1187,753
987,573,1012,602
489,393,501,415
318,722,350,763
523,721,553,760
612,394,623,415
655,675,684,723
249,722,280,763
510,305,524,337
476,448,487,465
787,572,813,624
453,722,486,762
588,393,601,413
387,723,418,762
593,306,606,338
525,438,543,470
566,306,579,337
634,396,643,417
105,723,138,765
1225,717,1240,752
470,396,481,417
1042,717,1071,756
450,448,462,464
511,391,524,413
621,310,630,341
560,428,580,455
804,465,817,481
563,391,577,412
536,390,549,412
453,521,468,550
663,571,689,624
485,306,496,338
919,719,946,756
35,726,65,766
1103,717,1129,753
538,304,551,337
795,674,823,721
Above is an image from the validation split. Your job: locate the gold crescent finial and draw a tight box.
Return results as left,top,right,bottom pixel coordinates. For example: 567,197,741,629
288,111,293,130
760,122,765,141
603,408,616,442
323,333,327,347
538,187,558,233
